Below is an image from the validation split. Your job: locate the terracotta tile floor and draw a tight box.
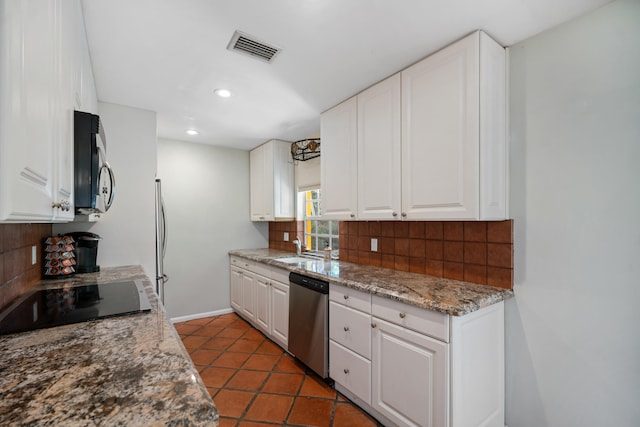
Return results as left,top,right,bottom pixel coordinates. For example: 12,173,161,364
176,312,382,427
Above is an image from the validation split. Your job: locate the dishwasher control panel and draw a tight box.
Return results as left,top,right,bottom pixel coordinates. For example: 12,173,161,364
289,272,329,294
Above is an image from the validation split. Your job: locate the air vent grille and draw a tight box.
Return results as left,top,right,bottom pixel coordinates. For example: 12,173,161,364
227,31,280,63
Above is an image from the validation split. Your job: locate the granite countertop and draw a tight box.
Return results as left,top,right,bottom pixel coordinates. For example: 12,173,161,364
0,266,218,426
230,248,513,316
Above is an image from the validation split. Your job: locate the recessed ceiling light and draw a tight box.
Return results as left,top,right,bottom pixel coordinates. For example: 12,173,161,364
186,129,199,136
214,89,232,98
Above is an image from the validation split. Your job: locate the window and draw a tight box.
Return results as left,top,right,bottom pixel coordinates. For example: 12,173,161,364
301,189,339,253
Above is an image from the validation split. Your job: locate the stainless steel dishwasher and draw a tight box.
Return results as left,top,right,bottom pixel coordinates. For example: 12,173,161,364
288,272,329,379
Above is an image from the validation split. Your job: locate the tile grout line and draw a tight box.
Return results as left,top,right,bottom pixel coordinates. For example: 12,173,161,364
180,313,379,426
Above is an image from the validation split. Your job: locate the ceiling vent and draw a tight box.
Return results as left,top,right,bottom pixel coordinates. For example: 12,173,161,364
227,31,281,63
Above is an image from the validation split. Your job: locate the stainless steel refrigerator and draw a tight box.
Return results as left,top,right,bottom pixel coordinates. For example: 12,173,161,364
155,178,168,304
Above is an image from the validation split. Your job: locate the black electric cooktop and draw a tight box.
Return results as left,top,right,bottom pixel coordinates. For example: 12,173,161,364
0,280,152,336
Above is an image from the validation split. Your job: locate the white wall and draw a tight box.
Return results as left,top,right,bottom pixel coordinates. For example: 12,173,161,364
507,1,640,425
157,138,268,319
54,102,158,277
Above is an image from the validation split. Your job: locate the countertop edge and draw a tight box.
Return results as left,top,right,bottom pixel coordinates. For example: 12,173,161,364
229,249,513,317
0,265,219,426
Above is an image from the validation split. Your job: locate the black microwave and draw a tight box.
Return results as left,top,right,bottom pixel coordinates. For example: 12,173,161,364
74,111,115,215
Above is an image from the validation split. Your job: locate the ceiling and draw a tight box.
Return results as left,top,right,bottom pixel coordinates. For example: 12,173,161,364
81,0,612,151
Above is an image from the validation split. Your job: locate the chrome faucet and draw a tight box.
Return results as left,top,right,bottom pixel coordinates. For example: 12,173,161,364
292,237,302,255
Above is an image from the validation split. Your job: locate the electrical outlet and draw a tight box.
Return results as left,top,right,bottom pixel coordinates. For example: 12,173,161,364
371,238,378,252
283,232,289,241
32,245,37,265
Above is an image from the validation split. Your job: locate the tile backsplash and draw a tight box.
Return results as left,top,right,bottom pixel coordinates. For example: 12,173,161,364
0,223,52,312
268,221,304,253
339,220,513,289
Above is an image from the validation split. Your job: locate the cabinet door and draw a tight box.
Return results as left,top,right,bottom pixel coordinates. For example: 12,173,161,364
241,271,257,322
330,340,371,405
0,1,56,222
401,33,480,220
372,317,449,427
230,267,243,312
357,74,401,220
51,0,75,221
320,97,358,220
250,144,273,221
254,274,271,333
250,145,265,220
272,140,295,220
270,280,289,348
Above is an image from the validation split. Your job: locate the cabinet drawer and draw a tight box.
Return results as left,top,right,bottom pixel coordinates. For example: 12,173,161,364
329,301,371,359
230,256,271,278
330,340,371,405
330,283,371,313
372,295,449,343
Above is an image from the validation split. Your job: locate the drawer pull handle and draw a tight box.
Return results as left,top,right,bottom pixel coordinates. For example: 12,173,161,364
343,295,349,300
344,368,349,374
371,323,377,328
344,326,349,332
399,312,406,319
350,213,355,218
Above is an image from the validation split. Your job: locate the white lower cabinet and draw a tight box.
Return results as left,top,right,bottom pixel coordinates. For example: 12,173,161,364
230,266,243,312
254,274,271,332
329,340,371,404
329,301,372,358
371,317,449,427
241,271,257,322
329,283,505,427
269,279,289,348
229,256,289,350
329,285,373,406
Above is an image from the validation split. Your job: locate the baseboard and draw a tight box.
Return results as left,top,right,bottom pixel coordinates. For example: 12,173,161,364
170,307,234,323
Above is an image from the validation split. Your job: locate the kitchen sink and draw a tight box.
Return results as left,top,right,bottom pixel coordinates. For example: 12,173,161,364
276,256,322,264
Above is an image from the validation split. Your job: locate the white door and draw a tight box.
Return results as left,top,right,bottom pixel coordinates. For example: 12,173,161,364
254,274,271,333
357,74,401,220
230,267,243,312
320,97,358,220
241,271,257,322
401,33,480,220
372,318,449,427
270,280,289,348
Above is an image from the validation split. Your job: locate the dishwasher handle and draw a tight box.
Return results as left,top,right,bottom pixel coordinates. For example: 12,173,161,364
289,272,329,294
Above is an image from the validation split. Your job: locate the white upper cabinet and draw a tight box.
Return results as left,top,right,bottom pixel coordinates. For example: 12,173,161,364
357,74,402,220
0,0,96,223
250,139,295,221
0,1,56,222
320,97,358,220
320,30,507,221
402,31,506,220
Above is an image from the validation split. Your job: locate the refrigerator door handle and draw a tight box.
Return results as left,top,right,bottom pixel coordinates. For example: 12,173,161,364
161,195,168,258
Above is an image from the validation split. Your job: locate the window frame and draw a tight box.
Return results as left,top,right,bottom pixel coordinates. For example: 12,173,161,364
300,189,339,254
